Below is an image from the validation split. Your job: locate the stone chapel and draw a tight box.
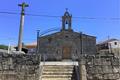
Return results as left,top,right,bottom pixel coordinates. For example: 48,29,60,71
37,11,96,61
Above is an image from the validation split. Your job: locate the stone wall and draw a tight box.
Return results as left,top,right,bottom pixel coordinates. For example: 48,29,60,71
0,52,120,80
85,54,120,80
0,52,40,80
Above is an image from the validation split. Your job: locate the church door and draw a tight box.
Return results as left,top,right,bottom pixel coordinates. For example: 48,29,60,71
62,46,71,59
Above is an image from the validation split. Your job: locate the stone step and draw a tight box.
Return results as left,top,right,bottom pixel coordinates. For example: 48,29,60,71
42,78,71,80
43,65,74,68
43,67,73,69
43,71,73,74
42,73,72,75
43,65,73,70
43,67,73,70
40,61,78,66
42,75,72,78
43,69,73,73
43,68,73,70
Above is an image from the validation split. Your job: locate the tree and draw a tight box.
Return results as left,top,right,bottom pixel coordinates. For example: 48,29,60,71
0,45,8,50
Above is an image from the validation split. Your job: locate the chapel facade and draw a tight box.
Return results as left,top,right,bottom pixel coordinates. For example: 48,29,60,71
37,11,96,61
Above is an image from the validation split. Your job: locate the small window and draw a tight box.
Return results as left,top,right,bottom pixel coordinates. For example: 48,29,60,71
114,42,117,45
76,50,77,54
48,37,52,43
65,35,69,38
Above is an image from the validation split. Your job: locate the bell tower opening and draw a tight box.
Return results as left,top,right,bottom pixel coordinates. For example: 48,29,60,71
65,19,69,29
61,9,73,31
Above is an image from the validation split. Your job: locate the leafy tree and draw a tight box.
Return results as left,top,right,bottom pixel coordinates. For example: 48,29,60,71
0,45,8,50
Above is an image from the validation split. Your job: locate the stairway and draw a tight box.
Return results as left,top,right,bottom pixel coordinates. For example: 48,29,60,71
40,62,77,80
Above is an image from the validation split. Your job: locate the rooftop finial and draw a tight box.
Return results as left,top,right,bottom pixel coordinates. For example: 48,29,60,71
66,8,68,12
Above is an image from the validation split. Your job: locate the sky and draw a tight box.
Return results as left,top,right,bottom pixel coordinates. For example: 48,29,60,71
0,0,120,45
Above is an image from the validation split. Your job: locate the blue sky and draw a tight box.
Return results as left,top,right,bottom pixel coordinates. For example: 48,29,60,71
0,0,120,45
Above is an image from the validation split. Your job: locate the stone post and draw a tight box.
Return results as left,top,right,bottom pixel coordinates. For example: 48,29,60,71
18,2,29,51
79,59,87,80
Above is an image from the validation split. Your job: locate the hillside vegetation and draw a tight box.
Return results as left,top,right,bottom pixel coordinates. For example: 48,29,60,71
0,45,8,50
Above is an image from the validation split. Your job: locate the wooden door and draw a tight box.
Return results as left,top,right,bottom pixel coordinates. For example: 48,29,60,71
62,46,71,59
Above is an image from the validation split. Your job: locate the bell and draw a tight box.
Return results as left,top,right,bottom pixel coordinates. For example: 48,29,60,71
66,21,68,24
